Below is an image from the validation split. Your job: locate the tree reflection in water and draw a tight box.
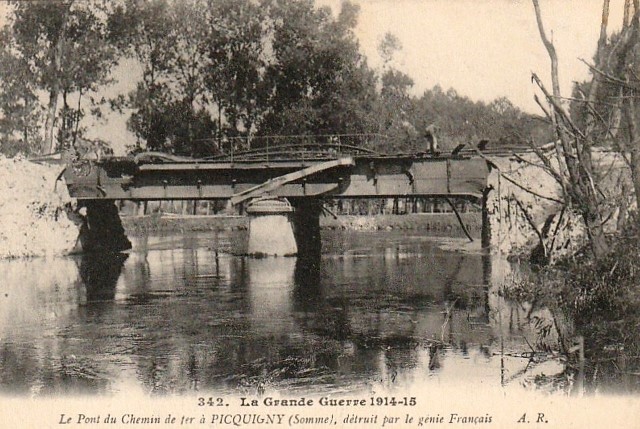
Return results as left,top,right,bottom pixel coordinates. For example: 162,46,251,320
0,231,583,396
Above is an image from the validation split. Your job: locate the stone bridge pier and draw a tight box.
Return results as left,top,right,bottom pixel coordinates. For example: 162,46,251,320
245,197,298,256
244,197,322,258
79,200,132,253
76,196,325,259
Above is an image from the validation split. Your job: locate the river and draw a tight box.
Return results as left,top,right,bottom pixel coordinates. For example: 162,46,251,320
0,229,567,396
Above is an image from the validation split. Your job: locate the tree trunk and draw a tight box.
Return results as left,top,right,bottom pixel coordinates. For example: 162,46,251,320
532,0,610,259
43,88,59,154
73,90,82,149
43,21,67,154
631,151,640,208
584,211,609,259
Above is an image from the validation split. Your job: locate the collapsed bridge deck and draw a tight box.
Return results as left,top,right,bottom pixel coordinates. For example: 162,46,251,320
63,153,491,202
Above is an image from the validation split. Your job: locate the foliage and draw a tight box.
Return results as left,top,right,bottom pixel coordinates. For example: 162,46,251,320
107,0,547,156
378,33,402,66
0,0,550,158
559,218,640,352
512,214,640,391
0,0,122,154
411,88,549,152
110,0,380,154
0,29,43,156
237,0,379,139
372,69,417,152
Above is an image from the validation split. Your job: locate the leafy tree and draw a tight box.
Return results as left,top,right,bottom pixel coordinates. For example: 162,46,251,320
204,0,267,148
114,0,379,155
378,32,402,66
374,69,417,152
258,0,377,139
109,0,182,152
3,0,120,154
0,29,43,155
114,0,267,154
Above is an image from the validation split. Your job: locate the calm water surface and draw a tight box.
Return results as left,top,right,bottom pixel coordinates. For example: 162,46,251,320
0,230,563,396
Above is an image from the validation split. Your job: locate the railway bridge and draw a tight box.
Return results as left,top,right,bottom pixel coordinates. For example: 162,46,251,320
61,139,504,256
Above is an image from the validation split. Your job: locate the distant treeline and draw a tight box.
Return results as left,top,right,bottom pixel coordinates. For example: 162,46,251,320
0,0,551,157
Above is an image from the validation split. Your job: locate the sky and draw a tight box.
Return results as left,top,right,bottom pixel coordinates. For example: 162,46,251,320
318,0,625,113
0,0,628,153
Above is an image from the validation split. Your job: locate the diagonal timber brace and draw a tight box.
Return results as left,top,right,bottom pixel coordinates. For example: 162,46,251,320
230,157,354,205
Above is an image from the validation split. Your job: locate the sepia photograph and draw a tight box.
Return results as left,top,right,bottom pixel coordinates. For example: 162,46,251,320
0,0,639,427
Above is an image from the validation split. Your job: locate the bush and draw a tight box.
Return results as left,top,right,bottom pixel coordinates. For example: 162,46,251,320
560,218,640,357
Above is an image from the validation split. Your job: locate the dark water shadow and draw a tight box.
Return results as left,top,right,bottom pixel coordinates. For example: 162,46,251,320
293,256,322,311
79,252,129,303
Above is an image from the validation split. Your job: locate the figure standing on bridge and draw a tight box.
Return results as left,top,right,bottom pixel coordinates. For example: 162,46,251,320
424,124,439,154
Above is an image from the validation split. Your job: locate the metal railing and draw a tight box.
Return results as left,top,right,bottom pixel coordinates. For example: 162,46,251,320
201,133,385,162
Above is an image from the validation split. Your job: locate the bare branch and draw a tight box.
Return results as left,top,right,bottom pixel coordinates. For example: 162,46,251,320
547,206,566,255
514,152,563,184
562,93,621,109
580,0,613,161
473,147,565,204
575,82,627,142
531,0,612,258
579,58,640,90
533,86,571,194
624,84,640,158
625,0,632,27
532,73,585,140
599,0,611,49
513,195,546,254
534,94,552,120
532,0,561,98
502,172,564,204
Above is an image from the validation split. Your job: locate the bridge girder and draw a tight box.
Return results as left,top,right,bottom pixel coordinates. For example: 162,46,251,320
63,155,490,201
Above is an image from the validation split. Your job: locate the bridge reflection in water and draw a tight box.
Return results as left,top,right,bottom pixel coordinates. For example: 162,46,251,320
0,230,563,396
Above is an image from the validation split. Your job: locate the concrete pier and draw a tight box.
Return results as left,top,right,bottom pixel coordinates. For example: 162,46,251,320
246,197,298,256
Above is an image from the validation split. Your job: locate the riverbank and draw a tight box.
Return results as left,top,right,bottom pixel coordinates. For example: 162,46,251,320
0,155,78,258
121,212,482,238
